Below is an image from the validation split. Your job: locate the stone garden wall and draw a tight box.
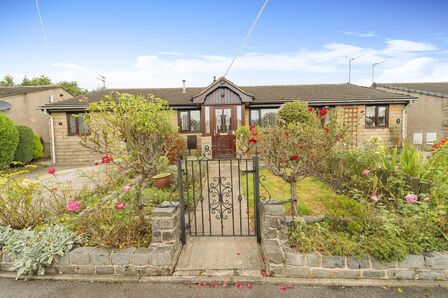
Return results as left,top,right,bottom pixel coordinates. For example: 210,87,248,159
0,201,182,276
260,201,448,281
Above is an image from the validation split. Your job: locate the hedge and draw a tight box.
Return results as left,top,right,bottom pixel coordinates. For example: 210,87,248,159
0,114,19,167
33,133,44,160
14,125,34,164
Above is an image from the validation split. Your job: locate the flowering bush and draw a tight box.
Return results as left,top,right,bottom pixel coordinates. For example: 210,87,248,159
258,102,349,214
79,93,183,218
0,175,45,229
235,125,258,155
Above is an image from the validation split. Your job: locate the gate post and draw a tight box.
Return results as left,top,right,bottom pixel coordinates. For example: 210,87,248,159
177,155,186,245
254,156,262,243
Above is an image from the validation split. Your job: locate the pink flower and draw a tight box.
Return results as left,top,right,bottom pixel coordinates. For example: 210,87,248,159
370,193,378,202
66,178,73,184
115,202,126,210
405,193,418,204
362,169,370,175
47,168,56,175
122,184,132,192
65,200,81,212
235,283,244,289
279,286,288,292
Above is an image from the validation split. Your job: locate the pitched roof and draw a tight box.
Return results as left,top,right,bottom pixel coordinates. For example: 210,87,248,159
0,85,63,98
42,82,413,111
374,82,448,98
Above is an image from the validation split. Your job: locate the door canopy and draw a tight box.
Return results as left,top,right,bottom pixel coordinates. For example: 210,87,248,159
192,77,254,105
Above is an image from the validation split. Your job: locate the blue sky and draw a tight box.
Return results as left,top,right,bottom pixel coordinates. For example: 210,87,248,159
1,0,447,89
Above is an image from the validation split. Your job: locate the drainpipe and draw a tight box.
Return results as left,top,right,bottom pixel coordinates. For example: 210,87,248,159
44,95,56,164
402,108,406,145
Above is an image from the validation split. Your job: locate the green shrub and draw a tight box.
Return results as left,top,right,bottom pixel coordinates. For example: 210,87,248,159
0,114,19,167
0,177,45,228
276,102,320,126
32,133,44,160
1,225,80,278
13,125,34,164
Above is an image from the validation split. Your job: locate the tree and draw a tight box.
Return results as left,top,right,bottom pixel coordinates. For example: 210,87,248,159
58,81,87,96
0,75,15,87
20,75,52,86
257,102,349,215
79,92,182,218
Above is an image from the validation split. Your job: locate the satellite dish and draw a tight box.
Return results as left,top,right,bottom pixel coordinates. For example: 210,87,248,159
0,101,12,112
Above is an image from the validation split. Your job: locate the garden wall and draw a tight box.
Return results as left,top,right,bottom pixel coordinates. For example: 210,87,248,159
260,201,448,281
0,201,182,277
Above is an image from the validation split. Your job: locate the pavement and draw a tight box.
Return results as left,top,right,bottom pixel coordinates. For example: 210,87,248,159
0,275,447,298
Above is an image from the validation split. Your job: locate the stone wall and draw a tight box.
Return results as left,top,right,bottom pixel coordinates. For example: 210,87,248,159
0,201,182,277
260,202,448,280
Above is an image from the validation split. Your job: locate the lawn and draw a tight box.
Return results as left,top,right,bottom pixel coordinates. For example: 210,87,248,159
243,168,348,216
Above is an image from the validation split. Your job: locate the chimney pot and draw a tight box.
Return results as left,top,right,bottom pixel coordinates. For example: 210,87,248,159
182,80,186,94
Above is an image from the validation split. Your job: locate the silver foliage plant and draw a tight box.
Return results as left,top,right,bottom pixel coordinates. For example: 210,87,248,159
0,225,81,278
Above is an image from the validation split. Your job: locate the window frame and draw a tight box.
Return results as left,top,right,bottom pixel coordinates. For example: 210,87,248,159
66,112,90,136
249,107,278,128
365,105,389,128
177,109,201,133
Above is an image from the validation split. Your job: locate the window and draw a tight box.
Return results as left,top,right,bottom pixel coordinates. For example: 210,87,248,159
365,105,388,128
249,108,278,127
67,112,90,135
178,110,201,132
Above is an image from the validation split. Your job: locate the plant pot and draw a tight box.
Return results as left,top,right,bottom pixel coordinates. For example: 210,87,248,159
152,172,172,189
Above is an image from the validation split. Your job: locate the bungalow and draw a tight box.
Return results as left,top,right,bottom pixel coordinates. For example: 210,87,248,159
41,77,413,163
0,85,73,157
373,82,448,148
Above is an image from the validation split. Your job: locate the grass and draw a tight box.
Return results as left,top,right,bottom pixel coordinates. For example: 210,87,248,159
243,168,348,216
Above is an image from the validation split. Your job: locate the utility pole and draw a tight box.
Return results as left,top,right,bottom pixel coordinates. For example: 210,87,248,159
97,74,106,89
348,54,363,83
371,60,386,84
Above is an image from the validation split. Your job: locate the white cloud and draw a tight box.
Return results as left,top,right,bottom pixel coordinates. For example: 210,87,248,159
343,31,378,38
384,39,437,53
39,39,448,89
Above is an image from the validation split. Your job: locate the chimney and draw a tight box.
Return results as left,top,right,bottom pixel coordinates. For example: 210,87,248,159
213,76,216,83
182,80,186,94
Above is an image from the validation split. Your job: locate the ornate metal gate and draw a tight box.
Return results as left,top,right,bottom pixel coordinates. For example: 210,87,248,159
177,146,261,244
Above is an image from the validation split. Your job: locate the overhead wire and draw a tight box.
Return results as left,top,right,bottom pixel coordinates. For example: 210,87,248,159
223,0,270,78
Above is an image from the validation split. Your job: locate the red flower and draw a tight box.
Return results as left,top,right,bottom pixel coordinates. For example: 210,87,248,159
247,284,253,289
101,154,112,164
284,131,289,137
279,286,288,292
249,124,254,131
210,283,219,289
290,153,299,161
251,130,257,136
319,108,328,117
94,161,99,166
235,283,244,289
248,137,257,143
324,127,330,133
307,107,314,112
47,168,56,175
298,145,303,150
261,270,267,277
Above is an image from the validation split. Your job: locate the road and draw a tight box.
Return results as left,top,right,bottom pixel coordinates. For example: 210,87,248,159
0,278,446,298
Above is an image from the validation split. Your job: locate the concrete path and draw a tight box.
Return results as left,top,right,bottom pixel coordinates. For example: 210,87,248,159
174,237,264,276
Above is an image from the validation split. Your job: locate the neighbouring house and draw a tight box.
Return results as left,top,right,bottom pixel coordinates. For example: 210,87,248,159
373,82,448,148
41,77,413,163
0,86,73,157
